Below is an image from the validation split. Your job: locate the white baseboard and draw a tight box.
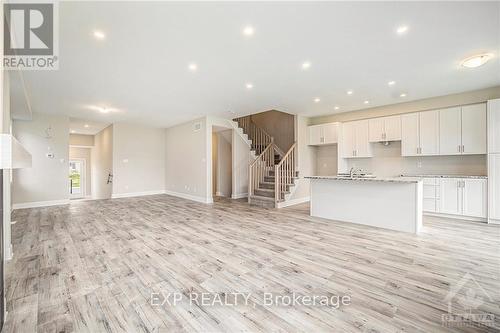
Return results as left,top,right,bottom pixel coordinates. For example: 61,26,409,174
112,190,166,199
231,193,248,199
277,196,310,208
13,199,70,210
164,190,212,204
488,217,500,224
425,212,487,223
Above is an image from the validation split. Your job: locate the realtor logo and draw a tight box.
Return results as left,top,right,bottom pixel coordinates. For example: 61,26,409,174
442,273,495,328
3,1,58,69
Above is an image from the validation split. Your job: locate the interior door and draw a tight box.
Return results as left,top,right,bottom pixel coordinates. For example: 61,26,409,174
384,115,402,141
401,113,420,156
463,179,487,218
439,107,462,155
461,104,487,154
440,178,461,215
69,160,85,199
419,110,440,155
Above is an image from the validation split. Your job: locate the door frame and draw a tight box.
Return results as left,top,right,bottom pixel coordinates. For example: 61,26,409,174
69,158,86,199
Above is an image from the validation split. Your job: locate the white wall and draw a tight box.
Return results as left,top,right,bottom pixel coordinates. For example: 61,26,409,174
2,70,13,259
69,134,94,147
286,115,316,203
112,123,165,197
92,125,113,199
12,113,70,206
69,147,92,197
165,117,209,202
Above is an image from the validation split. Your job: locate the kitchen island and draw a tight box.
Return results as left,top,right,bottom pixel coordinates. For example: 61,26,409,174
306,176,423,233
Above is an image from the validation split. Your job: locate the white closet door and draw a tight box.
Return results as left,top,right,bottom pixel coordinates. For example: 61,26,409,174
439,107,462,155
461,104,487,155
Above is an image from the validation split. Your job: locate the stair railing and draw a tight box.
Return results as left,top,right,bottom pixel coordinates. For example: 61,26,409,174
235,116,273,155
274,142,297,203
248,141,280,201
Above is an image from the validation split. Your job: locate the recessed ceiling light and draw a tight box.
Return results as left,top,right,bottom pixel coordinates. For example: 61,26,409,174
396,25,408,35
400,93,407,97
243,26,255,36
188,63,198,71
93,30,106,40
84,124,89,128
314,98,321,103
100,107,110,113
246,83,253,89
388,81,396,86
70,130,76,133
347,90,353,95
302,62,311,70
460,53,493,68
364,100,370,104
334,106,340,110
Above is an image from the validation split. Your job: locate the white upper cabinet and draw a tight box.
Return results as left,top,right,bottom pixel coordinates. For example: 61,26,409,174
307,123,339,146
368,118,385,142
342,120,372,158
488,99,500,154
401,110,439,156
419,110,440,155
308,125,322,145
368,115,401,142
439,104,486,155
439,107,462,155
461,104,486,154
384,115,402,141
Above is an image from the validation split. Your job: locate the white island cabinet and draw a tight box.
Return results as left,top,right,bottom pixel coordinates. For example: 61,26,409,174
307,176,423,234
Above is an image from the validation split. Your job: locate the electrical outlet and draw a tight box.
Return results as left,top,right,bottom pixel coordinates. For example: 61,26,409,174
417,161,422,168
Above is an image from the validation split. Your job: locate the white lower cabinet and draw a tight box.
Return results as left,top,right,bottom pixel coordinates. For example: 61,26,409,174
439,178,487,218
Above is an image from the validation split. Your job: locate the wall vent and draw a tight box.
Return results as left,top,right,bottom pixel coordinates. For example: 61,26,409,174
193,122,202,132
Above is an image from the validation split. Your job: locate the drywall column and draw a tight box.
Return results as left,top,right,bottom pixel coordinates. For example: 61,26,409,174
92,125,113,199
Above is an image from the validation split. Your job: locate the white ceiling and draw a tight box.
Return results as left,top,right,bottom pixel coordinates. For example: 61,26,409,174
11,1,500,128
69,117,110,135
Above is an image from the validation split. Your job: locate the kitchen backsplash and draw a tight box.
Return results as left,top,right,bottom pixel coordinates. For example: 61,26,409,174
315,142,487,177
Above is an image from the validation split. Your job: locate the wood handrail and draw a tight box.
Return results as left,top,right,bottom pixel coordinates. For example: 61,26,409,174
250,142,274,168
275,142,297,167
274,142,297,204
234,116,273,155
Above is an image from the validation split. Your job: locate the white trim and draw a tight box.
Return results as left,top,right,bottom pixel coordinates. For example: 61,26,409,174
231,192,248,199
13,199,70,209
424,212,487,223
111,190,166,199
5,244,13,261
277,196,310,208
164,190,213,204
488,218,500,225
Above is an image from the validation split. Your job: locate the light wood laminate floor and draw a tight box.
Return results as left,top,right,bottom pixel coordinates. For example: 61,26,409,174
4,195,500,332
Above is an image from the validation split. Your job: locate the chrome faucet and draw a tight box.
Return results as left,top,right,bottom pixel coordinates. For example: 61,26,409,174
349,167,363,178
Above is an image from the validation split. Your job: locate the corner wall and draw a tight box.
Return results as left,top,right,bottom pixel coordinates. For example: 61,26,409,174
92,125,113,199
112,123,165,197
12,113,70,207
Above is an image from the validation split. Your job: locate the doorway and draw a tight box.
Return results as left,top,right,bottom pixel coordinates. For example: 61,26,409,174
69,159,85,199
212,128,232,199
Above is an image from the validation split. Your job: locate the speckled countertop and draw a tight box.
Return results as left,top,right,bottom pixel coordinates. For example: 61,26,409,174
306,176,420,184
401,174,487,179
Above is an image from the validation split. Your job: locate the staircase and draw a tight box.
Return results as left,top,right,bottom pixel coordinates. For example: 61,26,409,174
234,116,298,208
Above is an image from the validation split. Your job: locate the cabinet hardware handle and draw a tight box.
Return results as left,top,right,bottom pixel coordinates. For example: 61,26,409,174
462,145,465,153
458,145,461,153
